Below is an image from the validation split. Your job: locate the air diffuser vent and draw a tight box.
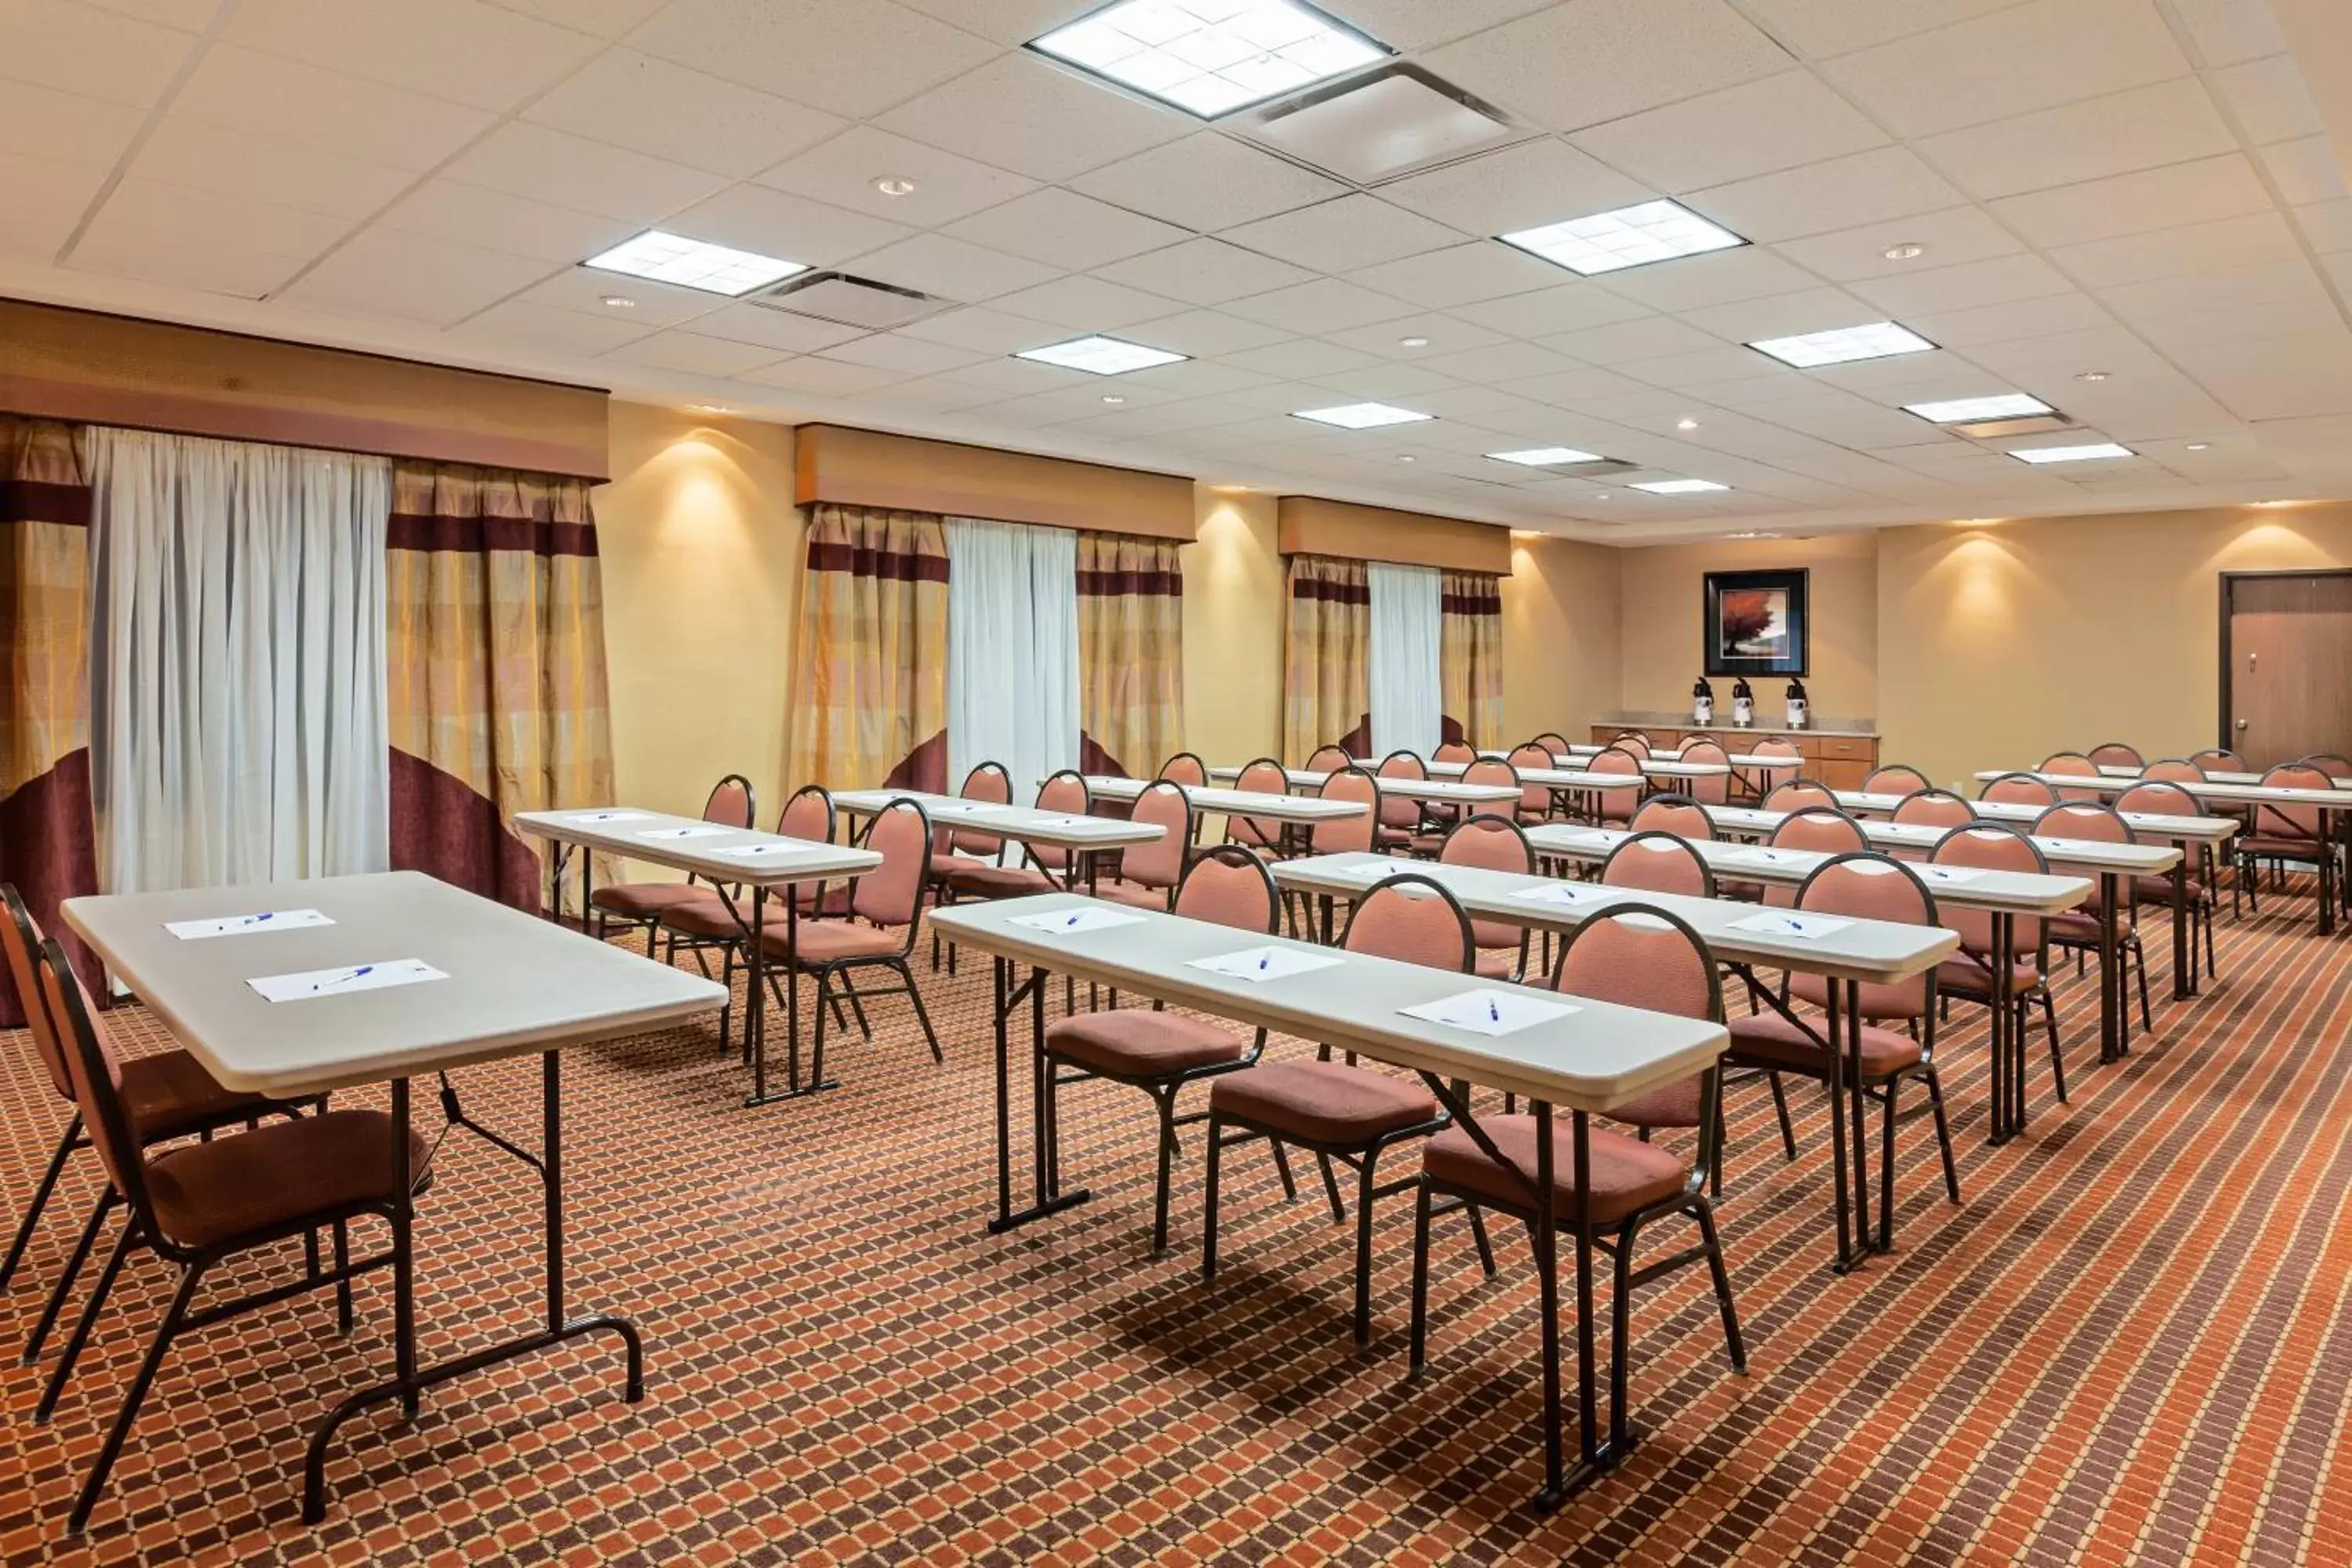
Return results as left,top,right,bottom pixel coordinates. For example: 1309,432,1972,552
750,272,944,329
1238,67,1523,185
1951,413,2077,441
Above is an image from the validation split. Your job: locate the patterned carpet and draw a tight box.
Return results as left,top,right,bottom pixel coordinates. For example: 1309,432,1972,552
1,881,2349,1566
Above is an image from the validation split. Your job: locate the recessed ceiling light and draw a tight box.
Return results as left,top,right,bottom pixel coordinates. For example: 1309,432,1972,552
1748,321,1936,368
688,403,733,414
1904,393,2056,423
1632,478,1731,494
585,230,808,296
1014,335,1189,375
1488,446,1605,466
1293,401,1432,429
1396,453,1417,462
1500,198,1746,277
1398,335,1430,348
2009,441,2134,463
1676,416,1700,431
1592,492,1612,499
1883,242,1926,261
2187,442,2212,451
1723,530,1781,539
873,176,917,198
1029,0,1388,119
1102,394,1127,404
2252,499,2307,507
599,295,637,309
2076,369,2111,383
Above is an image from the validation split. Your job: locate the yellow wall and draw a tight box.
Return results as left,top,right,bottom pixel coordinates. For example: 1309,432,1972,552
1182,488,1286,768
1615,532,1881,723
1877,504,2352,792
1502,534,1621,742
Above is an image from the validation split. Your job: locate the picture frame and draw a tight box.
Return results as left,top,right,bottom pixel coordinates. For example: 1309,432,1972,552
1703,568,1809,677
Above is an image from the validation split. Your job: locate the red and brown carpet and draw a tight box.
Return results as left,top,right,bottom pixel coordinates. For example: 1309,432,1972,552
1,887,2347,1566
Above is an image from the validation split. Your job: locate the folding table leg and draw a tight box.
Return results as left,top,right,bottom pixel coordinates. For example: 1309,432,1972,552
2170,855,2195,1000
985,960,1091,1234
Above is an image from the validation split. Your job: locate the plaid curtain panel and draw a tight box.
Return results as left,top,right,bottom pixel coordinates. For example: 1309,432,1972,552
1281,554,1370,766
787,503,950,793
1076,531,1183,779
386,460,616,917
1440,568,1504,751
0,418,101,1023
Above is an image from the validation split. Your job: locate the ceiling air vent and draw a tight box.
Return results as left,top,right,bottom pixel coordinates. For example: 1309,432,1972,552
749,272,944,329
1950,413,2078,441
1236,66,1525,185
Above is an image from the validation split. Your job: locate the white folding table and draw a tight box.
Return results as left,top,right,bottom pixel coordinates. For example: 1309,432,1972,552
1208,764,1521,808
832,789,1163,890
1072,775,1367,856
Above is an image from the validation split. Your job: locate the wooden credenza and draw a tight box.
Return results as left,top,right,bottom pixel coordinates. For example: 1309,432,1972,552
1588,724,1882,790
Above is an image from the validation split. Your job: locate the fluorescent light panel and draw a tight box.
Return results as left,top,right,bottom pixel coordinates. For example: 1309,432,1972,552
1488,447,1604,466
2009,442,2134,464
1031,0,1385,118
1631,478,1730,495
1293,401,1431,429
1014,335,1189,374
1499,200,1745,277
1750,321,1936,368
1904,393,2054,423
585,230,807,296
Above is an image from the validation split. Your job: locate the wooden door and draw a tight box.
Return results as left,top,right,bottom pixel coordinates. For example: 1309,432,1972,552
2223,572,2352,769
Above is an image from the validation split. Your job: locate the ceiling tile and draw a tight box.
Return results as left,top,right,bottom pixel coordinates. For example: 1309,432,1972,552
125,122,414,223
1543,317,1720,362
1821,0,2188,137
1310,362,1467,401
69,227,305,298
524,50,846,180
987,274,1180,330
465,297,659,354
1773,205,2024,281
1417,341,1582,383
1322,314,1510,358
886,0,1091,42
170,45,498,172
849,232,1064,301
1340,241,1563,308
1123,308,1296,357
480,0,668,34
604,328,787,376
688,301,874,352
740,354,912,395
80,175,352,271
1450,283,1653,336
1987,154,2273,249
1067,132,1347,231
2169,330,2352,421
943,188,1188,269
1424,0,1790,134
877,53,1189,183
1679,285,1882,343
662,184,914,268
380,179,638,266
1918,78,2235,200
0,151,107,261
443,123,729,225
891,305,1065,354
223,0,602,113
0,0,198,106
2097,257,2332,325
1115,358,1278,397
279,227,554,325
2209,53,2323,146
757,137,1035,241
2050,211,2303,289
1221,194,1465,271
1900,290,2114,347
1846,252,2076,316
1312,0,1552,49
1571,70,1886,194
520,267,731,328
815,332,989,375
631,0,999,119
2259,136,2348,207
1091,238,1311,307
76,0,216,25
934,355,1092,392
1221,339,1385,379
2164,0,2289,67
1737,0,2025,57
2295,199,2352,255
843,374,1006,413
1691,147,1963,242
1375,137,1650,238
1220,278,1415,333
0,77,143,168
1593,245,1820,310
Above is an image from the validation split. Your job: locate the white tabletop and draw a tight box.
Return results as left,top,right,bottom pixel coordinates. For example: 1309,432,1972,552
515,807,880,886
2096,762,2351,788
1074,775,1367,822
61,872,727,1098
1973,770,2352,810
1207,766,1520,805
1526,822,2103,914
1275,853,1961,987
927,890,1727,1115
832,789,1166,848
1435,755,1728,781
1826,793,2238,848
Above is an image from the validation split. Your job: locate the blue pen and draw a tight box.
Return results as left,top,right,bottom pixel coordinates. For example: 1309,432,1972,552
240,912,274,926
1489,997,1500,1022
1259,952,1271,971
1065,913,1082,928
313,964,374,992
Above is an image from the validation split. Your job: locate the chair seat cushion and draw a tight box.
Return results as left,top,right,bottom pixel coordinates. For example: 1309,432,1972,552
1210,1060,1439,1145
1473,948,1519,981
146,1109,430,1250
1609,1074,1703,1129
2049,909,2132,947
1095,878,1171,910
2133,873,2204,903
590,881,703,918
1936,955,2042,996
1726,1013,1922,1078
759,921,906,964
2240,834,2328,861
1047,1010,1246,1077
121,1050,275,1142
944,862,1058,898
1421,1116,1687,1225
1374,826,1414,851
658,891,742,939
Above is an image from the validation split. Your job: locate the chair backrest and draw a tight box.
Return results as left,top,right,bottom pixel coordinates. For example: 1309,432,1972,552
1433,739,1475,763
1507,742,1555,813
1590,746,1643,818
1612,731,1652,757
1762,808,1867,906
1548,903,1722,1025
0,884,72,1101
1763,778,1837,813
1678,738,1732,804
1305,744,1352,774
1531,732,1570,755
1173,844,1278,934
2257,763,2330,842
2033,800,2130,844
1439,814,1534,950
1602,832,1715,898
1892,789,1976,831
851,800,932,930
779,785,837,913
2114,780,2199,823
1788,855,1938,1017
1341,873,1474,973
1231,757,1290,847
1461,757,1519,800
2039,751,2103,803
2302,752,2352,782
2089,741,2144,768
2144,757,2208,785
1862,764,1930,797
1748,737,1802,797
1122,780,1192,892
1312,765,1379,854
1932,824,2049,953
1375,750,1425,829
1156,752,1207,788
951,761,1014,856
1980,771,2057,808
35,939,151,1229
704,772,756,830
1630,793,1714,840
1029,771,1092,871
2191,747,2247,772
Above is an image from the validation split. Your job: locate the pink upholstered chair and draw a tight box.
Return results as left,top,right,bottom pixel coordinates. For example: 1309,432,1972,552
1725,854,1961,1250
1613,731,1653,757
1229,757,1291,854
1311,765,1380,857
1044,845,1280,1255
1861,765,1931,797
1433,739,1476,764
1156,752,1208,789
1980,771,2058,808
1932,824,2067,1104
1760,808,1868,906
1892,790,1974,830
2034,803,2152,1036
2144,757,2207,785
2040,752,2103,804
2191,747,2249,773
1305,744,1353,775
1587,746,1644,827
1504,742,1555,823
1373,751,1427,852
1203,874,1472,1346
1764,779,1838,814
1745,739,1802,804
661,783,844,1054
1439,813,1536,980
1630,793,1715,840
2304,752,2352,781
2089,742,2144,769
930,760,1013,881
1678,732,1720,753
1412,757,1517,855
2238,763,2339,920
591,772,754,952
1531,731,1572,757
2116,780,2216,978
1602,832,1715,898
1410,904,1744,1401
1679,738,1733,807
1096,781,1194,909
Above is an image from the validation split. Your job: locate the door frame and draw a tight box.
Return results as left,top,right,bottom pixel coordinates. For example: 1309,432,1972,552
2217,567,2352,754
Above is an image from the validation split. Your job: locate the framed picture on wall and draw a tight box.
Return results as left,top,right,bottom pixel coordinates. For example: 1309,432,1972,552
1703,568,1809,677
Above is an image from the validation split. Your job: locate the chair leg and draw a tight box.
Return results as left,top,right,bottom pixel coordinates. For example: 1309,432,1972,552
1877,1080,1897,1252
1201,1116,1225,1284
1268,1139,1298,1202
36,1213,136,1423
2040,993,2067,1103
2133,938,2152,1033
1408,1181,1432,1374
23,1189,113,1365
1,1114,82,1291
895,960,943,1064
1151,1089,1178,1258
809,968,832,1084
1352,1151,1381,1347
69,1257,206,1533
835,967,871,1038
1768,1072,1799,1161
1609,1222,1635,1450
332,1220,354,1334
1316,1152,1346,1224
1693,1198,1746,1372
1465,1203,1497,1277
717,943,736,1058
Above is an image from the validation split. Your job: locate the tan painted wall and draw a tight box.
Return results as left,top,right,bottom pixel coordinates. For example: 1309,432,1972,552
1181,488,1286,770
1877,505,2352,792
1502,534,1621,743
1616,532,1881,723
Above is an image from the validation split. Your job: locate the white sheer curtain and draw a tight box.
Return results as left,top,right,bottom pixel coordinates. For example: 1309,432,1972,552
944,516,1080,804
1367,560,1443,756
86,427,392,894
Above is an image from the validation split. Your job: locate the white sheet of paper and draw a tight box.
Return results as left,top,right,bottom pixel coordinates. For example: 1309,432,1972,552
247,958,448,1003
2034,837,2103,854
637,825,733,840
1186,946,1343,982
1918,865,1984,884
1399,988,1578,1037
711,841,824,862
927,800,995,816
1322,859,1408,887
1727,847,1807,867
1728,911,1851,941
1566,830,1626,849
1009,907,1147,936
1515,883,1603,908
564,810,653,825
165,909,334,940
1029,815,1099,829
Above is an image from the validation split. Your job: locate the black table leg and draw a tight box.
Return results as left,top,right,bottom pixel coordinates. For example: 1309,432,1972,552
1531,1098,1564,1509
1844,978,1872,1257
1986,913,2016,1145
2170,853,2194,1000
985,959,1091,1234
1826,982,1857,1271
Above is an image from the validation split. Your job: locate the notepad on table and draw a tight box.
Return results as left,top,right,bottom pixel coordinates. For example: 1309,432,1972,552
564,810,652,825
248,959,447,1003
1399,989,1578,1037
1727,911,1850,941
1918,865,1984,884
637,825,733,840
1515,884,1603,908
1009,907,1146,936
166,909,333,940
711,841,825,862
1187,946,1341,982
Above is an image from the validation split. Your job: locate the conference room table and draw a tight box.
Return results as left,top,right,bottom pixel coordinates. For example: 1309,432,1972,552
61,871,726,1523
2095,763,2352,787
930,888,1728,1510
1269,851,1961,1252
1206,765,1521,808
1073,774,1367,857
1430,756,1733,786
831,788,1165,891
517,807,880,1105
